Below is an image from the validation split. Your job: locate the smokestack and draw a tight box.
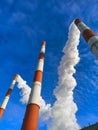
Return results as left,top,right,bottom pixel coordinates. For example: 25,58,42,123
0,74,18,119
74,18,98,60
21,41,46,130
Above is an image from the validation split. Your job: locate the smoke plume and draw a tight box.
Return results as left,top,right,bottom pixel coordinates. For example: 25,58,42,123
15,22,81,129
16,74,51,122
48,22,80,130
16,75,31,104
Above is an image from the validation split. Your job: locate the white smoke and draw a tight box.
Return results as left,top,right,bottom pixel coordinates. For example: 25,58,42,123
39,96,51,123
48,22,81,130
16,75,31,104
15,22,81,129
16,74,51,122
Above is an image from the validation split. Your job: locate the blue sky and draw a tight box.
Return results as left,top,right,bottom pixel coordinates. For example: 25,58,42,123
0,0,98,130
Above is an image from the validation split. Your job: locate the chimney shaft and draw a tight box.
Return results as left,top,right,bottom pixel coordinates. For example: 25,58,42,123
0,74,18,119
21,41,46,130
74,18,98,60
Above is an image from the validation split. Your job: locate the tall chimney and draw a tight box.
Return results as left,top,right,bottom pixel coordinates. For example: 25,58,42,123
21,41,46,130
74,18,98,60
0,74,18,119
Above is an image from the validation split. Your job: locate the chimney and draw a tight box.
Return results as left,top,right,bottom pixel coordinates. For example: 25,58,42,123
0,74,18,119
74,18,98,60
21,41,46,130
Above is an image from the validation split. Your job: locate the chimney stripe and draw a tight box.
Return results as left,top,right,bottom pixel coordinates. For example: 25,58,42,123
77,22,90,34
0,108,4,119
36,59,44,71
14,74,18,80
39,53,44,59
82,29,96,42
28,82,41,105
9,80,16,89
88,36,98,48
40,46,45,53
5,89,12,96
21,104,39,130
33,70,43,83
0,96,10,109
74,18,82,25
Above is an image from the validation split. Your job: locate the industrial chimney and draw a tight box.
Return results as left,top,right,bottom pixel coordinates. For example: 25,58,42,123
74,18,98,60
0,74,18,119
21,41,46,130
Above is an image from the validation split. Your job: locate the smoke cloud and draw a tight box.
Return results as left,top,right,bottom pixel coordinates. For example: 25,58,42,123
16,75,31,104
16,74,51,122
39,96,51,123
15,22,81,129
48,22,80,130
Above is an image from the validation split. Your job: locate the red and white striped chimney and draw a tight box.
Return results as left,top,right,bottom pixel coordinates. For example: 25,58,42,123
21,41,46,130
74,18,98,60
0,74,18,119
